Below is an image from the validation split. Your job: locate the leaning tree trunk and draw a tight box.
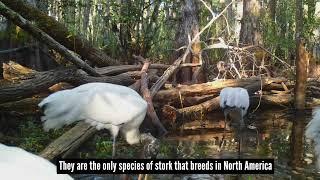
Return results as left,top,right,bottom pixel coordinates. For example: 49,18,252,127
0,2,100,76
1,0,118,67
239,0,262,45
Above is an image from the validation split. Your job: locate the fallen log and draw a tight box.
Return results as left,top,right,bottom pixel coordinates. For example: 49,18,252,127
177,95,215,107
96,64,170,75
2,61,36,81
1,0,117,67
155,77,287,104
0,97,43,114
0,2,100,76
0,67,134,104
250,93,292,108
40,122,96,160
161,79,288,125
96,63,201,76
150,58,183,97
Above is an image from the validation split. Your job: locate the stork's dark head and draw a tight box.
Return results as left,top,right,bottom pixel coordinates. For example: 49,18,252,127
223,107,244,129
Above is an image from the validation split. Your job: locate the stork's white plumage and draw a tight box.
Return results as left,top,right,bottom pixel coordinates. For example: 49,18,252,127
219,87,250,128
38,82,148,157
305,107,320,168
0,143,73,180
220,87,250,114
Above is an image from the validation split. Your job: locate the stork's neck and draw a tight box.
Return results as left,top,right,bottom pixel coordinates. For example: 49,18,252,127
224,107,244,122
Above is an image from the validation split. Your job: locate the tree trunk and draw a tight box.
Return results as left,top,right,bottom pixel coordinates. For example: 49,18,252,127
269,0,277,22
239,0,262,45
173,0,201,83
1,0,118,67
294,0,308,110
289,112,305,169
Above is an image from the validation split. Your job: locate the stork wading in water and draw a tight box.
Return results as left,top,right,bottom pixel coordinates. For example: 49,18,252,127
219,87,250,154
0,143,73,180
219,87,250,129
305,107,320,168
38,82,151,158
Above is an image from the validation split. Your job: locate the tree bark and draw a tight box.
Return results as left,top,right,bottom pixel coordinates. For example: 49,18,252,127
150,58,183,97
239,0,262,45
294,40,309,110
0,67,134,104
173,0,202,83
0,97,43,114
140,61,167,137
40,122,96,160
96,64,170,75
154,77,287,104
161,79,287,123
294,0,308,110
1,0,118,67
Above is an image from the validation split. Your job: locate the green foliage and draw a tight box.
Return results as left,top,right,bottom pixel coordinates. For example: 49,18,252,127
0,23,31,44
18,119,64,153
95,136,113,158
261,0,296,61
3,0,320,67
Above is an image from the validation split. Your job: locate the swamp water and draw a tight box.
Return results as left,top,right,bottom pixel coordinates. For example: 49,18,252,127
72,108,320,179
1,108,319,179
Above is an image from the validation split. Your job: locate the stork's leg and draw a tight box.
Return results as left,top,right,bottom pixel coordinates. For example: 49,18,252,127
110,125,120,159
219,113,228,151
238,111,245,158
238,132,242,158
240,110,245,130
112,136,116,159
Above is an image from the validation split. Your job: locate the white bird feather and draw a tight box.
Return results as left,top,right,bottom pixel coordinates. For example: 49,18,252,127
0,143,73,180
38,83,148,145
219,87,250,115
306,106,320,168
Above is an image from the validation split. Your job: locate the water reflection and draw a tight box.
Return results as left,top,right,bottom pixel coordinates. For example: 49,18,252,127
289,111,305,171
156,108,319,179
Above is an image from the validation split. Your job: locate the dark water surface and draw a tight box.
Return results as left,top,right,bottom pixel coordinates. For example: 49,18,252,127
73,108,319,179
1,107,318,179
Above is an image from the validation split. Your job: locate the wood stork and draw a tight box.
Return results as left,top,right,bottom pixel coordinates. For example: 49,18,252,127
219,87,250,129
219,87,250,155
38,82,148,158
0,143,73,180
305,107,320,168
